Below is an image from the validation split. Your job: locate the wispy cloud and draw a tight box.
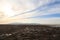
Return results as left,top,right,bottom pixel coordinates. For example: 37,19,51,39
0,0,60,24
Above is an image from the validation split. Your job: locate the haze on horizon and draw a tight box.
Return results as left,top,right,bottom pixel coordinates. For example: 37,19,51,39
0,0,60,24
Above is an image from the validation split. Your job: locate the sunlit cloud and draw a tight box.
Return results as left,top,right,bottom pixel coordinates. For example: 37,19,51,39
0,0,60,24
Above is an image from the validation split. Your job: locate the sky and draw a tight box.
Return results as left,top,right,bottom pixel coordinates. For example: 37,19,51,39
0,0,60,24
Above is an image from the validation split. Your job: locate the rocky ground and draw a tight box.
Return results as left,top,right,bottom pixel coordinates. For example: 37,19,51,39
0,25,60,40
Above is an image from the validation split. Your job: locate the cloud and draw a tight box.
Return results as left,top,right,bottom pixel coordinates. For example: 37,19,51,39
0,0,60,24
8,18,60,24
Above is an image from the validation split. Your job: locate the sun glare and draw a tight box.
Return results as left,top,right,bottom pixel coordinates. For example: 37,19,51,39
2,3,16,17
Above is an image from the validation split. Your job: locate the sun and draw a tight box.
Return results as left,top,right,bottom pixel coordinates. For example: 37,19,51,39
2,2,16,17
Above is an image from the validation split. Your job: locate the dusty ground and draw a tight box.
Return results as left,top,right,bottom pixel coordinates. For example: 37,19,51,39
0,25,60,40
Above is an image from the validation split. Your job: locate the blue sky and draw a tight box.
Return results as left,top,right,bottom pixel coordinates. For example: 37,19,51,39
29,0,60,18
10,0,60,24
29,13,60,18
11,0,60,18
0,0,60,24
